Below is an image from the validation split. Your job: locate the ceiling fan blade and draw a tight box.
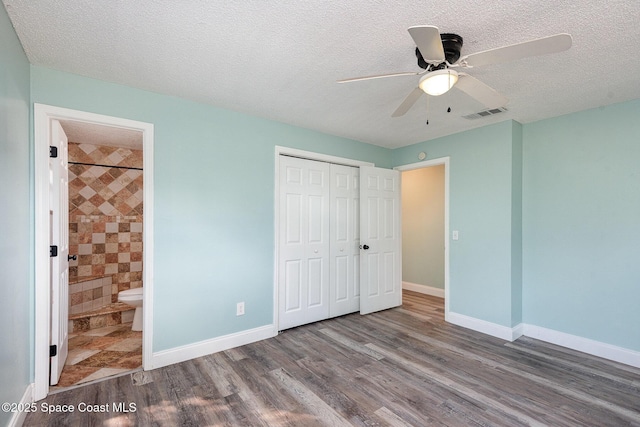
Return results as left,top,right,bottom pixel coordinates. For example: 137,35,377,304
461,33,572,67
455,74,508,109
392,87,424,117
408,25,445,63
337,72,420,83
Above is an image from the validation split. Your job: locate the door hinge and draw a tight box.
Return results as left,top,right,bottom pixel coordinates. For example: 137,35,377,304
49,146,58,158
50,245,58,257
50,345,57,357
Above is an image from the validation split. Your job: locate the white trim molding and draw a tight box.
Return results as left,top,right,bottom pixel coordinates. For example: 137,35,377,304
33,104,154,401
274,146,375,168
512,323,525,341
402,281,445,298
523,324,640,369
445,313,639,368
7,384,33,427
447,312,523,342
150,325,277,369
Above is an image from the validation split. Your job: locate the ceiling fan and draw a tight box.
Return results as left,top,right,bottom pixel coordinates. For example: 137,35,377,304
338,26,572,117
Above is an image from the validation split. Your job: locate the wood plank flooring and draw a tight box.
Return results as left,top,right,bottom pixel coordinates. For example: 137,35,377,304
25,291,640,426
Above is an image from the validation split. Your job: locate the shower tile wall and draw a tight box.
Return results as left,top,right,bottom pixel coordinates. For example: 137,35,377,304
69,276,113,316
68,142,143,305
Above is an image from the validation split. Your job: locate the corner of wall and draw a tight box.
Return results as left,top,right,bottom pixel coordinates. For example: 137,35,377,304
447,312,523,342
510,121,523,326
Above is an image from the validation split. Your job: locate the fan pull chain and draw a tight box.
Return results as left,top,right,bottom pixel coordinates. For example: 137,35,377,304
426,95,430,125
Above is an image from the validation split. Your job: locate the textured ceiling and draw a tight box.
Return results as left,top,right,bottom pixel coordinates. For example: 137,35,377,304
60,120,142,149
5,0,640,148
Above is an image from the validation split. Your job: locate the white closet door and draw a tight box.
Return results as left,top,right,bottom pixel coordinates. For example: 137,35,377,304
329,164,360,317
278,156,330,330
359,166,402,315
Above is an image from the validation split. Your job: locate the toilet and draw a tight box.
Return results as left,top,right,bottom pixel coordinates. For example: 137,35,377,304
118,287,143,331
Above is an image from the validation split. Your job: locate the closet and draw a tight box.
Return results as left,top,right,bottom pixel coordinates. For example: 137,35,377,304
278,154,402,330
278,156,359,329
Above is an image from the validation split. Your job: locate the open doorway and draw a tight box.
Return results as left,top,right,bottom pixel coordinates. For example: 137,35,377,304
34,104,154,400
396,157,450,317
52,120,145,389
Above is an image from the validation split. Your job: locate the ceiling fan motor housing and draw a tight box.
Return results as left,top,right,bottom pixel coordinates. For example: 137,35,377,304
416,33,463,69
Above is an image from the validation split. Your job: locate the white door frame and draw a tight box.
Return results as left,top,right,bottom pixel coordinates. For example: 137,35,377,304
33,104,154,400
273,146,373,330
395,157,451,320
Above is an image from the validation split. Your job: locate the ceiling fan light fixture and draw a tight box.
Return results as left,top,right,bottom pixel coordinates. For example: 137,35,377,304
419,69,459,96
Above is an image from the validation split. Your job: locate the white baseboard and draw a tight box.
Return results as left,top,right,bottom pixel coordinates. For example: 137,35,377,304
402,281,444,298
522,324,640,369
7,383,33,427
512,323,524,341
444,313,640,368
446,312,522,341
150,324,277,370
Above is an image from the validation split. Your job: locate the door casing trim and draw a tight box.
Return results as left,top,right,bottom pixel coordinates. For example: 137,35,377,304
33,104,154,400
395,157,451,320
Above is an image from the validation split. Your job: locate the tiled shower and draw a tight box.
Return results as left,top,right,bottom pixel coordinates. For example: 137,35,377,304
67,141,143,330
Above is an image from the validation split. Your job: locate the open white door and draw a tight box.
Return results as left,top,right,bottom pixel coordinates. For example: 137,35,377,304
49,120,69,385
359,166,402,314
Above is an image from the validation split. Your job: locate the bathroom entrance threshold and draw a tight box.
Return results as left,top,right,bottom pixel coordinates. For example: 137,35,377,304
50,322,143,391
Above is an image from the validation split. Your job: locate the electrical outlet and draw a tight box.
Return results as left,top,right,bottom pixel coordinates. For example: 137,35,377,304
236,302,245,316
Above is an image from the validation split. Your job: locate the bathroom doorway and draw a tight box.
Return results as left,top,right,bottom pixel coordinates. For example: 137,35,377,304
34,104,154,400
54,120,144,389
396,157,450,317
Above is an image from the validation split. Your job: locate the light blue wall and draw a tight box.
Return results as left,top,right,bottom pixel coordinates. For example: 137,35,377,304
393,101,639,352
523,100,640,351
0,4,32,425
30,66,391,351
393,121,521,326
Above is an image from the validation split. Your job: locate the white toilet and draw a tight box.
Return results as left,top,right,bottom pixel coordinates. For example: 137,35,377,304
118,287,143,331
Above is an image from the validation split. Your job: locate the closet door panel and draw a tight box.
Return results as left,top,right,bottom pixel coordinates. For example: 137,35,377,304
307,257,325,307
279,156,330,330
284,194,302,244
353,193,361,300
334,255,349,302
330,164,360,317
284,260,302,312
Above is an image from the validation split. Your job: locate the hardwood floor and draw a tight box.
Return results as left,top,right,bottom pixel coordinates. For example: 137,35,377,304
25,291,640,426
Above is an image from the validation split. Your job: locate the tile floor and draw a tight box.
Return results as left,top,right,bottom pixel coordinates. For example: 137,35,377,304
52,322,142,389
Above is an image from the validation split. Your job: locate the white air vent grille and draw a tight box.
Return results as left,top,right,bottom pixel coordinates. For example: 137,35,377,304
462,107,508,120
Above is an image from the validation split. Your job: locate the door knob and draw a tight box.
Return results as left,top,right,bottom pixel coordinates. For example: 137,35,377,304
360,244,369,250
68,254,77,261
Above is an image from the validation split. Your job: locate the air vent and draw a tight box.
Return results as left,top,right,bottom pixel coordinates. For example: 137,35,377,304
462,107,508,120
